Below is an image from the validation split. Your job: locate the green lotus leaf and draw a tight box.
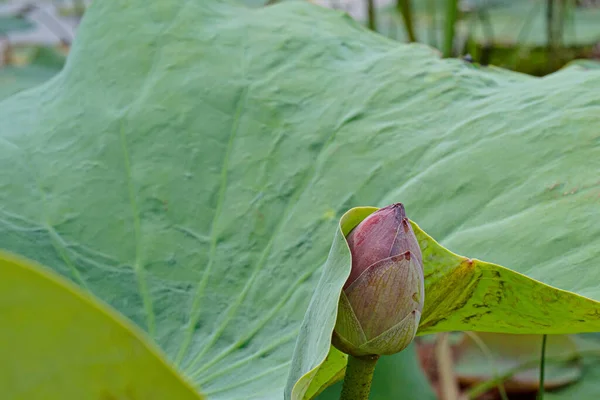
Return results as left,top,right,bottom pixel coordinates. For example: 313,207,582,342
1,1,600,399
0,251,201,399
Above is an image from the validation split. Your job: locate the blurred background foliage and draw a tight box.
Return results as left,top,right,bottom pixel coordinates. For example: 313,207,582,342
252,0,600,76
372,0,600,75
1,0,599,100
0,0,77,100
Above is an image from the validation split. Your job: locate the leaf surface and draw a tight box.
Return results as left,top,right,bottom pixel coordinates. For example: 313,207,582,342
0,1,599,399
0,251,201,400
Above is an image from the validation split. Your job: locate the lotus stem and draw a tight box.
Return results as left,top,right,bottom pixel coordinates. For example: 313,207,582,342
339,354,379,400
397,0,417,42
537,334,548,400
366,0,377,31
442,0,458,57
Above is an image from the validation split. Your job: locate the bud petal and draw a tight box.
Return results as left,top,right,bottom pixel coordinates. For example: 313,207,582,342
333,203,425,357
345,203,421,288
346,252,423,341
360,309,421,356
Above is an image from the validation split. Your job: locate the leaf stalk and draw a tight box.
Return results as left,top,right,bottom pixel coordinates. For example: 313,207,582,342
537,334,548,400
339,354,379,400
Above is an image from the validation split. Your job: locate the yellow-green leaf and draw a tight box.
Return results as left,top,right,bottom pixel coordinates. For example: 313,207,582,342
0,251,202,400
288,208,600,399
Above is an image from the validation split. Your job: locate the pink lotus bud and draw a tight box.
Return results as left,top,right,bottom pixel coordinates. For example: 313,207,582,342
332,203,424,357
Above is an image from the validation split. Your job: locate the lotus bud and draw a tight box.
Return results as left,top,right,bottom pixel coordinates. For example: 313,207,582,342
332,203,425,357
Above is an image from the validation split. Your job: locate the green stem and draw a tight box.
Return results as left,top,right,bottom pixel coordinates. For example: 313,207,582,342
340,354,379,400
397,0,417,42
443,0,458,57
538,334,548,400
366,0,377,31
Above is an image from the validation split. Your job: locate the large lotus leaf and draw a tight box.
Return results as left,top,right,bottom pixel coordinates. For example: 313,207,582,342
0,251,201,399
1,1,600,400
